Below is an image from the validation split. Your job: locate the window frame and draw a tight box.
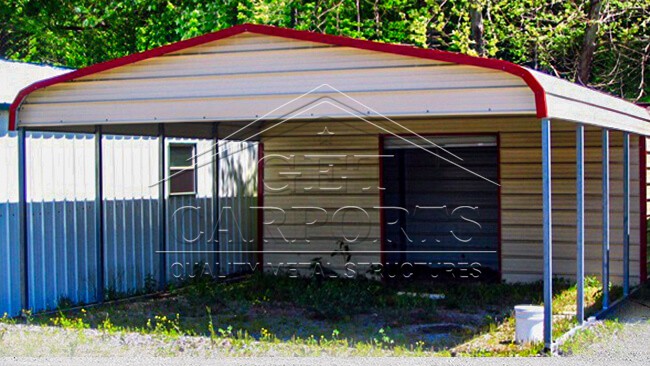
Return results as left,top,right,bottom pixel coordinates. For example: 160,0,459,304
168,142,197,196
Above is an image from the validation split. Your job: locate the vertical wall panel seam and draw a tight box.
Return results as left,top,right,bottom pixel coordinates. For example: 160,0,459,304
71,137,79,301
139,139,146,287
62,141,69,300
212,124,220,276
257,143,264,271
120,143,127,289
602,129,610,309
640,137,648,281
158,124,167,289
95,127,105,302
38,139,45,308
82,138,90,302
17,128,28,312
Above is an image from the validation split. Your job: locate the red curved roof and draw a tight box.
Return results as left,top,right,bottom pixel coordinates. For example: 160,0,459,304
9,23,548,130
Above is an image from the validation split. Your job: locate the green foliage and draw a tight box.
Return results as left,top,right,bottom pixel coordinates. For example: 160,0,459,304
20,309,33,324
146,313,182,338
98,315,117,334
372,327,395,347
0,312,16,325
51,309,90,330
1,0,648,99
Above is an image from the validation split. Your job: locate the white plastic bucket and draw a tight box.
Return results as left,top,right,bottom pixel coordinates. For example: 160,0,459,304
514,305,544,343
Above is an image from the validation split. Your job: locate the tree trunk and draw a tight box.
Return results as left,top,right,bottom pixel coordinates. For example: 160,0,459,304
577,0,605,85
469,2,485,57
356,0,361,33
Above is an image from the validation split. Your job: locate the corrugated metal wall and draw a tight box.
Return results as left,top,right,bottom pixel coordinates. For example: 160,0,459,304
0,130,21,316
103,135,160,296
217,140,258,276
25,132,99,310
0,130,257,315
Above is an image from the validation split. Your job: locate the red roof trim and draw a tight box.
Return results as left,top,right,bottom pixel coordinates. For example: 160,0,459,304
9,23,548,130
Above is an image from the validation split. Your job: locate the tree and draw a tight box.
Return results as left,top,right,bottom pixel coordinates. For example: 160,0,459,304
469,1,485,57
578,0,605,85
0,0,647,101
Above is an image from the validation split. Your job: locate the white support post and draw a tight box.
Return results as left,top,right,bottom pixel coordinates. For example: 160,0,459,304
602,129,610,310
542,118,553,350
576,125,585,325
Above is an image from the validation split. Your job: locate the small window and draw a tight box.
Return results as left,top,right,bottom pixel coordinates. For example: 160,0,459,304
169,143,196,195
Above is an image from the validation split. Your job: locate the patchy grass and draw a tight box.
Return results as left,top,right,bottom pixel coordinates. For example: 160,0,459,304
558,320,624,355
2,273,612,357
557,280,650,356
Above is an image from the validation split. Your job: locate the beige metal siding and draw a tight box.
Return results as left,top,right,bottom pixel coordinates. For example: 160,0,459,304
501,126,640,284
261,119,381,274
261,116,641,284
17,33,536,128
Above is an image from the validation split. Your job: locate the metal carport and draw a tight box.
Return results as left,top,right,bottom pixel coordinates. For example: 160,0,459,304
8,23,650,350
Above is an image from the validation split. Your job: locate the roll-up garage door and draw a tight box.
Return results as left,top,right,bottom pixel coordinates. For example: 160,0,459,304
382,135,499,279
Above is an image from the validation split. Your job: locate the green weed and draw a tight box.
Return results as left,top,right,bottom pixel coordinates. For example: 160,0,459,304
51,310,89,330
559,319,624,355
146,314,182,338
